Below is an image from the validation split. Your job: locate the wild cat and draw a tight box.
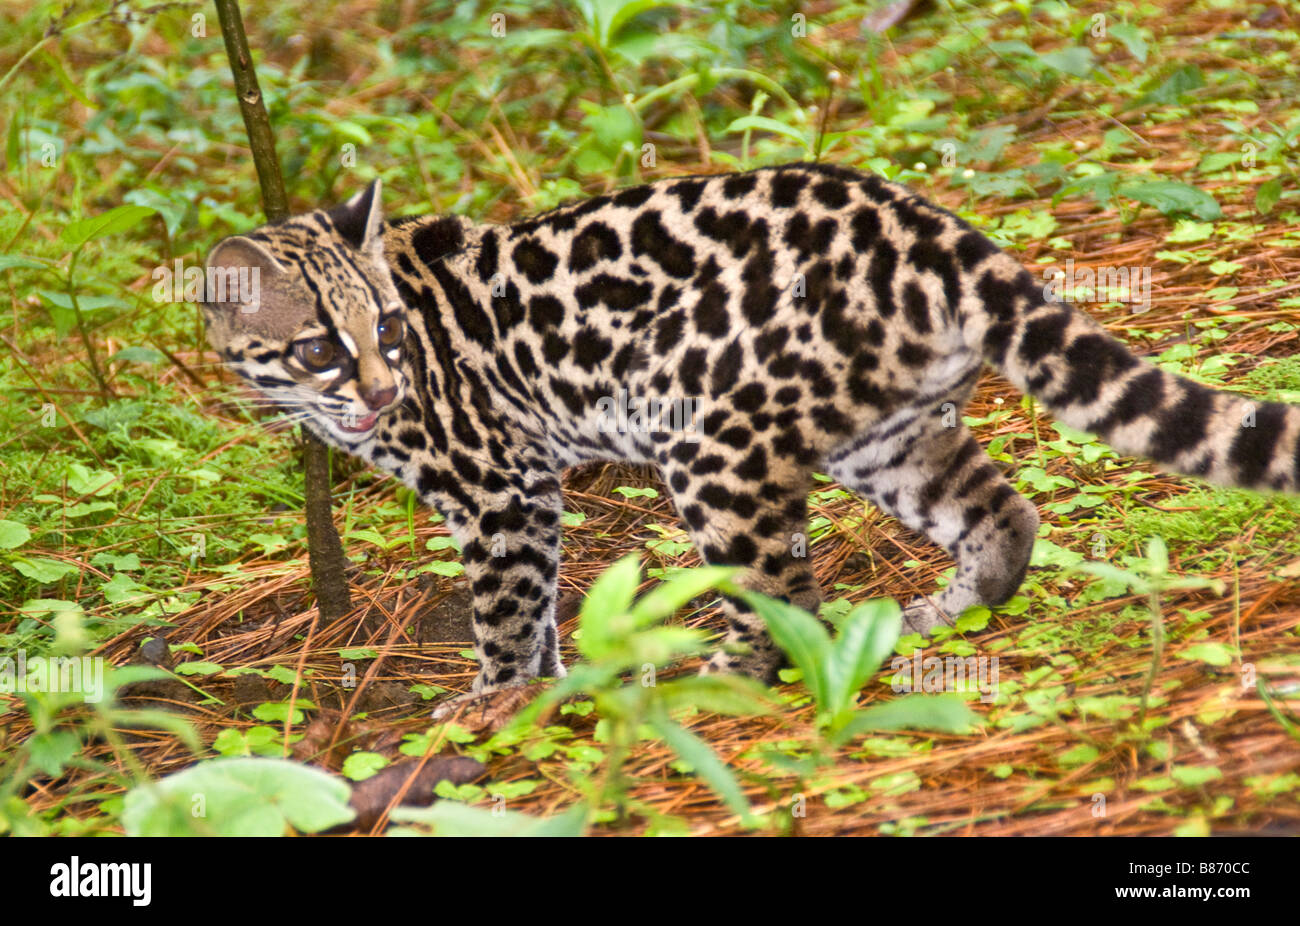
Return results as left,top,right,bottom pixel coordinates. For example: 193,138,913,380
201,163,1300,691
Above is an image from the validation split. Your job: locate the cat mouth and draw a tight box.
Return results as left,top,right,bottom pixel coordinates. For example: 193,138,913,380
337,411,380,433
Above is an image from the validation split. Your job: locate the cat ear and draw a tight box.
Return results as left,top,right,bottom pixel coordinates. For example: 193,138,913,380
202,236,300,338
328,178,384,256
204,235,286,311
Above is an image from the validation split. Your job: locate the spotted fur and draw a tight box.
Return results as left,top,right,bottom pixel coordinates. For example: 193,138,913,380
203,163,1300,690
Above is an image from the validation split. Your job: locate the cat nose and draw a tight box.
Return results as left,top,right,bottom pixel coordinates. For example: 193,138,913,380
359,383,397,410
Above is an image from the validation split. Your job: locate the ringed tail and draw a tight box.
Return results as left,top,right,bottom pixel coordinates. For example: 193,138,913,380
974,252,1300,494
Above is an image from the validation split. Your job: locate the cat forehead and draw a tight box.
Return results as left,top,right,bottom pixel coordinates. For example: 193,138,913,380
262,214,389,277
248,213,355,261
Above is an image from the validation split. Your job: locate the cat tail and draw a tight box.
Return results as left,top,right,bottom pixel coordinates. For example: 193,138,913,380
974,252,1300,494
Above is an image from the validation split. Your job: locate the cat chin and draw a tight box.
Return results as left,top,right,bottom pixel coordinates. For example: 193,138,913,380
305,416,373,449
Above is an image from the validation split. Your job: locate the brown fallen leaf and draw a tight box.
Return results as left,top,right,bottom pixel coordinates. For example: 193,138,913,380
291,712,346,767
346,756,486,831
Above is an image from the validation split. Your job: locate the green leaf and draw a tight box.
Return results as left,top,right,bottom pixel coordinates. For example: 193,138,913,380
91,551,140,571
1145,536,1169,576
173,661,224,677
575,0,674,50
17,598,85,624
419,559,464,577
657,674,775,717
954,606,991,633
1197,151,1241,174
578,554,642,657
212,728,250,757
5,115,18,173
330,120,372,146
1171,765,1222,787
408,683,446,700
0,254,51,272
36,290,125,313
252,700,315,724
840,693,981,739
1165,219,1215,243
64,464,118,497
109,346,167,366
390,800,587,836
1037,46,1095,78
743,591,830,707
345,527,392,549
248,533,288,555
1075,561,1148,594
824,599,901,715
648,710,754,824
28,730,81,777
102,665,170,686
122,188,187,239
1059,743,1100,768
1255,178,1282,215
40,46,95,108
11,557,77,583
500,664,610,734
110,708,201,752
488,779,539,800
724,115,810,149
122,757,355,836
578,102,642,158
627,565,735,627
1137,64,1204,106
0,520,32,550
612,485,658,499
61,204,156,252
1119,181,1221,220
1176,642,1233,667
999,210,1057,240
1108,23,1147,62
101,572,148,605
432,780,483,803
341,752,389,782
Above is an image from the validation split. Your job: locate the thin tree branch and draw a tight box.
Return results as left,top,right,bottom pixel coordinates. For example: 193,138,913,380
213,0,352,618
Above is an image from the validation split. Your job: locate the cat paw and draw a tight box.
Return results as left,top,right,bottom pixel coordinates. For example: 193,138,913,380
430,682,541,733
901,597,954,637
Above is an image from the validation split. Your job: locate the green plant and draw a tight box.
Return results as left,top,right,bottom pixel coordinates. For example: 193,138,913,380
743,594,980,747
0,662,199,836
122,756,354,836
1072,537,1225,724
503,556,774,824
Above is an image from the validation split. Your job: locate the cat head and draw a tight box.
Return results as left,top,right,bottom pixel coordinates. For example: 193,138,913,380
202,180,408,449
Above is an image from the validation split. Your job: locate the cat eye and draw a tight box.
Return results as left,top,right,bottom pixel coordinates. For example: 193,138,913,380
377,315,404,348
295,338,336,371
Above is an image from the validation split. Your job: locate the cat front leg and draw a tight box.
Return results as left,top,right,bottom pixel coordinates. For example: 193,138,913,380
449,482,565,692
